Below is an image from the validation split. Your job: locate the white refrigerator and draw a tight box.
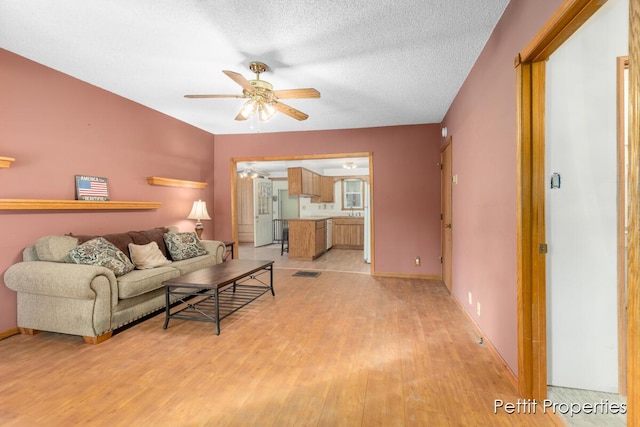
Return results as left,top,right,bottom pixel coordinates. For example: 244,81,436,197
363,182,371,263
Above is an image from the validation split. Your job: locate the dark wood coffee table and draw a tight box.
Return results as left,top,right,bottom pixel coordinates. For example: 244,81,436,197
163,259,274,335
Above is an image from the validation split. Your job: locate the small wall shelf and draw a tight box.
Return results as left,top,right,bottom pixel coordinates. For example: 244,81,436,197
147,176,207,189
0,199,161,210
0,156,16,168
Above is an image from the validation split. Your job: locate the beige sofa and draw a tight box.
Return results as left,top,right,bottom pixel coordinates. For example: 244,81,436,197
3,227,226,343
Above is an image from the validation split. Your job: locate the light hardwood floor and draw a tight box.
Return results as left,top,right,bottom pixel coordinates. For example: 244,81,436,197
0,250,563,426
237,243,371,274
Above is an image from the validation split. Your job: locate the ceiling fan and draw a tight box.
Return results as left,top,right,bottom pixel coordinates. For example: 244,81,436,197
237,163,270,179
184,61,320,122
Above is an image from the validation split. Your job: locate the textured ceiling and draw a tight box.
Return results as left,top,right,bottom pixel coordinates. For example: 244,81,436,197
0,0,509,135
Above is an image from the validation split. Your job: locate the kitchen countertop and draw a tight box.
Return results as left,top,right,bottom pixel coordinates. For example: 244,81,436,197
287,217,331,221
289,216,364,221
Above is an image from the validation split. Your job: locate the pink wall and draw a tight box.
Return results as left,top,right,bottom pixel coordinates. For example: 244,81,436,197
0,48,443,333
213,125,443,275
441,0,564,374
0,49,216,332
0,0,566,382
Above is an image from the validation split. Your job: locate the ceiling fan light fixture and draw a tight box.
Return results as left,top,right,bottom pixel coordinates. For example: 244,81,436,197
238,99,257,120
185,61,319,123
238,163,270,180
258,102,277,122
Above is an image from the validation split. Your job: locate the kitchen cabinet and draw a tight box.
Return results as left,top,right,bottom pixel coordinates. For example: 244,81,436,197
287,167,320,197
332,217,364,249
288,218,327,260
311,176,335,203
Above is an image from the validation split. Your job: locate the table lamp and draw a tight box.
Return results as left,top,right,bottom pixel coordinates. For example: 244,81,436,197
187,200,211,239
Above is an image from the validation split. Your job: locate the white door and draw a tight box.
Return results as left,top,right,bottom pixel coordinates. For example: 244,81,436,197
253,178,273,247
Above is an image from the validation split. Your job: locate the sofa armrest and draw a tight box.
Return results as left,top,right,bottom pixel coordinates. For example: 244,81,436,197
4,261,118,307
200,240,226,264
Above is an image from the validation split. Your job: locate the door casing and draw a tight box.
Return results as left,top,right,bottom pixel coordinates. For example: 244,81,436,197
441,137,453,292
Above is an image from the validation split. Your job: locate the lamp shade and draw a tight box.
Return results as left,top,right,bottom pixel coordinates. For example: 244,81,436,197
187,200,211,221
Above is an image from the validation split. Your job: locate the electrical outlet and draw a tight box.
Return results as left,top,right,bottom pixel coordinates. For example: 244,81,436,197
468,291,472,305
477,302,481,316
415,257,421,266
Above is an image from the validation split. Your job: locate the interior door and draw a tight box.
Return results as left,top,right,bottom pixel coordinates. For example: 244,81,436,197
253,177,273,247
441,138,453,292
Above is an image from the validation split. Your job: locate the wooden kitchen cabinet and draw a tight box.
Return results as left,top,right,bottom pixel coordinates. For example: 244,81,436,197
332,217,364,249
311,176,335,203
287,167,320,197
314,220,327,256
288,218,327,260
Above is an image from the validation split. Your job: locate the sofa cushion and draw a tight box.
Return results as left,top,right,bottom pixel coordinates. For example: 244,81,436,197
128,241,172,269
169,253,220,275
35,235,79,262
75,227,170,261
75,233,133,259
117,266,180,299
69,237,135,277
126,228,170,258
163,232,207,261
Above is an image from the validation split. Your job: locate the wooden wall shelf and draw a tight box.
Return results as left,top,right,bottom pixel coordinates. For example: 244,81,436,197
0,156,16,168
147,177,207,189
0,199,161,210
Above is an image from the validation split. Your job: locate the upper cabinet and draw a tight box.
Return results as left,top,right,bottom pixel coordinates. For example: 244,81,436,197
287,167,320,197
311,176,335,203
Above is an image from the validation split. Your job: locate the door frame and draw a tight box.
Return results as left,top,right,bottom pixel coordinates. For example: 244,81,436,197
616,55,629,396
515,0,640,408
626,1,640,422
230,152,374,268
440,137,453,292
515,0,607,400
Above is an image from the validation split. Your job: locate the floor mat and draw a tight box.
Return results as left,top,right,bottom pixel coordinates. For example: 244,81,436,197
292,271,321,278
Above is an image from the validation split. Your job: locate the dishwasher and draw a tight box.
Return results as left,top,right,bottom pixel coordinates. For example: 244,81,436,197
326,218,332,250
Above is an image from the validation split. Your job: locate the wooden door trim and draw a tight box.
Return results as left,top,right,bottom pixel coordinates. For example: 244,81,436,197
515,0,607,400
440,137,453,292
520,0,609,63
627,1,640,423
230,152,374,272
617,55,629,396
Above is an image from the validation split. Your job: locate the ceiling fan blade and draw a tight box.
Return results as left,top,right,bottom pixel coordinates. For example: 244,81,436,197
223,70,255,93
273,88,320,99
234,112,249,121
184,94,245,99
273,101,309,121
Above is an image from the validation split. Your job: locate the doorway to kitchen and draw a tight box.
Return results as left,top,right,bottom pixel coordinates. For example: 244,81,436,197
230,152,373,275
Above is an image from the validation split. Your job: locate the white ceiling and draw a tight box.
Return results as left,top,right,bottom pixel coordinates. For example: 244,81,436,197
0,0,510,136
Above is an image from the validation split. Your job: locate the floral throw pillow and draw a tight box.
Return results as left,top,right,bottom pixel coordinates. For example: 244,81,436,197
163,232,208,261
69,237,135,277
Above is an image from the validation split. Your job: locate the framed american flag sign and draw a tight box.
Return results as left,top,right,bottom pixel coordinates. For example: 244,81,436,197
75,175,110,201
